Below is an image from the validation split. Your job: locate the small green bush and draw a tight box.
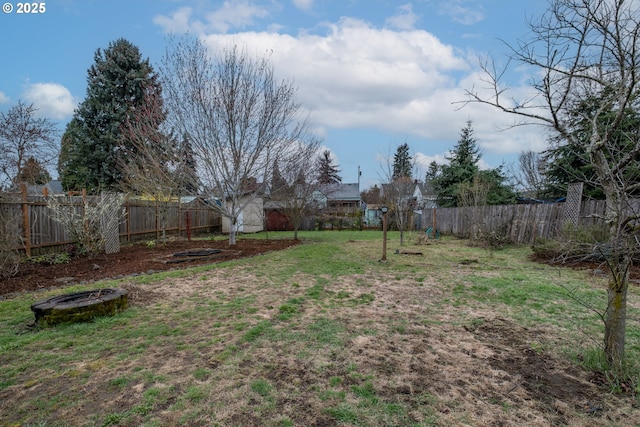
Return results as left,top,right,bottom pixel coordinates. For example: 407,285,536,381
30,252,71,265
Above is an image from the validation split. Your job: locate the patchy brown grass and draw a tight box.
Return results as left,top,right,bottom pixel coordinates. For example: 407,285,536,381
1,233,639,426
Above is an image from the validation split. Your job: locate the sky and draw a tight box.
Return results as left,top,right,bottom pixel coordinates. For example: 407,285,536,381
0,0,553,189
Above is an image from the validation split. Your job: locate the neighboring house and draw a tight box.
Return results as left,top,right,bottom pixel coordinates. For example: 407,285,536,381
263,182,363,231
381,180,437,209
314,182,362,229
364,203,383,228
44,180,64,195
380,180,438,230
23,179,64,196
414,181,438,209
315,183,361,213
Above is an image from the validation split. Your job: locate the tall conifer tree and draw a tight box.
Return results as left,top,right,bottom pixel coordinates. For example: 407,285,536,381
59,38,163,191
316,150,342,184
433,121,513,207
175,134,200,195
392,143,412,181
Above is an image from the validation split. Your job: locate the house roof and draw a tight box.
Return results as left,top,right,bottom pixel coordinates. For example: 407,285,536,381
45,180,64,194
24,180,64,195
323,183,360,201
416,182,436,196
382,181,436,198
381,181,414,197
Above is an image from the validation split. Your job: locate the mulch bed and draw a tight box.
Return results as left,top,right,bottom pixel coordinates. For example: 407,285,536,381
1,238,300,297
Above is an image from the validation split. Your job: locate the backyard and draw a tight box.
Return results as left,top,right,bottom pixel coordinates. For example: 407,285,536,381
1,230,639,426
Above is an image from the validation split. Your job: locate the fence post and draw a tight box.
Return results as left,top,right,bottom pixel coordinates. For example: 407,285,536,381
21,183,31,257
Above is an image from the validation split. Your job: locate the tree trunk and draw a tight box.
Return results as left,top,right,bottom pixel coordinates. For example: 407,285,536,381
229,217,237,246
592,145,629,369
604,255,629,369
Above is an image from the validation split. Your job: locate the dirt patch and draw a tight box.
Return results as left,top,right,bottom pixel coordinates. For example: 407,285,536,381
0,238,300,297
472,318,606,424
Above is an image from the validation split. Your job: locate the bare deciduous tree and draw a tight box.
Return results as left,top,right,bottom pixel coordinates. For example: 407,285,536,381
509,150,546,199
379,145,420,246
0,101,58,190
118,83,181,243
160,36,311,245
267,138,322,240
464,0,640,368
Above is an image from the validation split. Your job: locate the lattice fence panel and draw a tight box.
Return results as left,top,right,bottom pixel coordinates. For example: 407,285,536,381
563,182,584,226
102,194,121,254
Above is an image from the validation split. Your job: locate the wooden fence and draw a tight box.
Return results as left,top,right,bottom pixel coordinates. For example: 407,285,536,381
1,189,222,256
422,198,635,245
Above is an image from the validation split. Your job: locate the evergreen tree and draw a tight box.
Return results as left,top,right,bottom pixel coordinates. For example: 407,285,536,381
270,158,288,196
425,161,439,182
541,94,640,200
175,134,200,195
316,150,342,184
432,121,481,207
432,121,514,207
480,167,514,205
58,38,163,192
392,143,412,181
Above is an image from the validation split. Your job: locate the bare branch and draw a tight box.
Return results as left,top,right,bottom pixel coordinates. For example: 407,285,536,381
463,0,640,366
160,36,312,245
0,101,58,189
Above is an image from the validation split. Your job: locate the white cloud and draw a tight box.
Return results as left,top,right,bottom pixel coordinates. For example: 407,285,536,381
0,91,9,104
153,7,194,33
292,0,314,12
205,1,269,33
415,152,448,169
22,82,77,120
159,8,547,164
386,4,419,30
438,1,485,25
154,1,269,34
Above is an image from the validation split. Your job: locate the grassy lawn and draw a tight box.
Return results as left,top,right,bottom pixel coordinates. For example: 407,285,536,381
1,230,639,426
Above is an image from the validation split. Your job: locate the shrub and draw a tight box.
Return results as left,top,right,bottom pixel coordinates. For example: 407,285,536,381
471,221,513,250
532,223,610,263
46,193,126,256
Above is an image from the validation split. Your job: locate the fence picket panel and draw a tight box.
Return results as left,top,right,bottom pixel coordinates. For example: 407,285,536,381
0,194,221,255
423,198,634,245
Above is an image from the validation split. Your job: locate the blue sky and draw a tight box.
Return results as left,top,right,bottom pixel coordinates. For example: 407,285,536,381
0,0,551,188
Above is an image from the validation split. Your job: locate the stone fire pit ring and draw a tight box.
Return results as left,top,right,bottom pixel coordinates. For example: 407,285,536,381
31,288,128,326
